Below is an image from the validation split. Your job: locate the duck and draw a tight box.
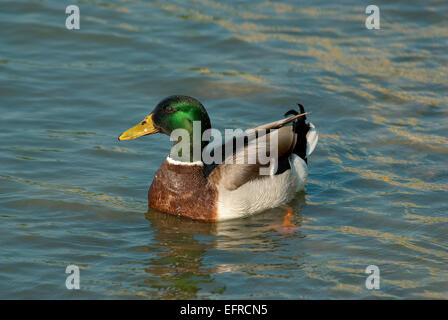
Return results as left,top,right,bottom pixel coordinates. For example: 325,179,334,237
118,95,318,222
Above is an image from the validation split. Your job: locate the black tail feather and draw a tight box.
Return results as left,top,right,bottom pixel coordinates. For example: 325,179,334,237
285,103,310,163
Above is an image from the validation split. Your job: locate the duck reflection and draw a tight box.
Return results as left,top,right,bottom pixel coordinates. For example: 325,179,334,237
142,193,306,299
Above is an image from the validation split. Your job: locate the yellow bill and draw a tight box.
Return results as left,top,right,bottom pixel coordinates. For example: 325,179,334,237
118,114,159,141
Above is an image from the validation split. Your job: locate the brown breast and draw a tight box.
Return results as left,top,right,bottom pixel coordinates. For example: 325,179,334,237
148,159,218,221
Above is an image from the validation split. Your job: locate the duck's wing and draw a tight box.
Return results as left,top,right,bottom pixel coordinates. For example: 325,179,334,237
205,106,318,191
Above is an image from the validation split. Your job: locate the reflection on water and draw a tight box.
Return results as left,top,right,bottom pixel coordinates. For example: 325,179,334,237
142,210,218,299
0,0,447,299
141,194,306,299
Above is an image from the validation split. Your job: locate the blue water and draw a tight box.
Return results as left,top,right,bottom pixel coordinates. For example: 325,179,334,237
0,0,447,299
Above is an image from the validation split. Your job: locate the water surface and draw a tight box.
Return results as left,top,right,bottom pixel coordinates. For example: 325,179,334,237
0,0,447,299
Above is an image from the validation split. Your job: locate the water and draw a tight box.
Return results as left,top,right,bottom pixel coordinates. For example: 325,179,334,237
1,0,447,299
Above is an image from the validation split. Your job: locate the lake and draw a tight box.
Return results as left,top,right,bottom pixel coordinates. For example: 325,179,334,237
0,0,447,299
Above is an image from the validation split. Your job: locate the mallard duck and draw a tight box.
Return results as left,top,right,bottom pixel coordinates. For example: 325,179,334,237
119,95,318,222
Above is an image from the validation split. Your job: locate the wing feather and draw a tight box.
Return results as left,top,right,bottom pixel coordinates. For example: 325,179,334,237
205,112,311,191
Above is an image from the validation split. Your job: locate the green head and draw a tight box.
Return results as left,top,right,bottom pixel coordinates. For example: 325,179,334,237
151,95,211,136
118,95,212,161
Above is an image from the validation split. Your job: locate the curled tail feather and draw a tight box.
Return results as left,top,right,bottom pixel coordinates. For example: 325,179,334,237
284,104,315,163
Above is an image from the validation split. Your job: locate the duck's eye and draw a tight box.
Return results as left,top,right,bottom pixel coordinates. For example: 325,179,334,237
164,106,175,113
